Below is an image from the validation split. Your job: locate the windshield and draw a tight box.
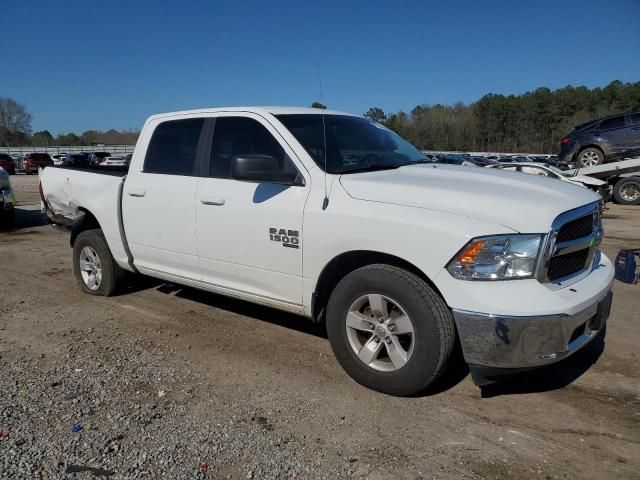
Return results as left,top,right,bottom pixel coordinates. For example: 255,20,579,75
276,114,427,174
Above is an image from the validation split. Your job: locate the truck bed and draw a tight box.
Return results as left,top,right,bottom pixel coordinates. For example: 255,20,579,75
39,165,130,268
49,165,128,177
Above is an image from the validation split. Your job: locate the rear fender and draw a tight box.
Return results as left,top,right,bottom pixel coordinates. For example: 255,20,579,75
70,210,100,247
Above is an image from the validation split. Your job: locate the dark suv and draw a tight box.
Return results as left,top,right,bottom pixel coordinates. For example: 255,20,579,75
558,111,640,167
0,153,16,174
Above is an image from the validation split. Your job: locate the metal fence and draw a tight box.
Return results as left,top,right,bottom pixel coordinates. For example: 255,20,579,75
0,145,135,156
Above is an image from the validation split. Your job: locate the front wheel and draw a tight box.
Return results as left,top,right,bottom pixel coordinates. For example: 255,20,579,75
326,264,455,396
73,229,125,296
613,177,640,205
577,148,604,167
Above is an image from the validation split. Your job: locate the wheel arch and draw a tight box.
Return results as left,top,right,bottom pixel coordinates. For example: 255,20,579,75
311,250,445,324
69,207,102,247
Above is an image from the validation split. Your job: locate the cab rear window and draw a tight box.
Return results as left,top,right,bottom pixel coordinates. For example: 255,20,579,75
144,118,204,175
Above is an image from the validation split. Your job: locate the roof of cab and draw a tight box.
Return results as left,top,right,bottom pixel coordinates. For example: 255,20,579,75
146,106,358,121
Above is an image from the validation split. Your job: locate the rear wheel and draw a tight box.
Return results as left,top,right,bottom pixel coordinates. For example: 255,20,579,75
577,148,604,167
73,229,125,296
326,264,455,396
613,177,640,205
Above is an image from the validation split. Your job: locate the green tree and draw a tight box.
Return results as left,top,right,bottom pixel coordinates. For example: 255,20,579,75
363,107,387,124
311,102,327,109
31,130,54,146
80,130,100,145
56,133,81,146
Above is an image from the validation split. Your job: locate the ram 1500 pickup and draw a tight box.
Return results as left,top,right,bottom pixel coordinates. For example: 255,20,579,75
40,107,614,395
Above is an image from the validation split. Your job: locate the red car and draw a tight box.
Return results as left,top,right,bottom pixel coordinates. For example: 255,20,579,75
22,153,54,174
0,153,15,175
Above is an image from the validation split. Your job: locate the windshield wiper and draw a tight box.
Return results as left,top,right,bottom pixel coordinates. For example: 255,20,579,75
410,158,436,164
340,164,403,174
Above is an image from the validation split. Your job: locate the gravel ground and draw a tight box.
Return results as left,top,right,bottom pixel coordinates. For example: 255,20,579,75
1,331,351,479
1,175,639,479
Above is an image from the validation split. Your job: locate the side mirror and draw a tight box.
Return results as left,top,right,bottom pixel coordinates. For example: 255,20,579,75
231,155,303,186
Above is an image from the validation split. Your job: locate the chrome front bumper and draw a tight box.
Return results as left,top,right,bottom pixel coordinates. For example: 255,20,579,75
452,289,613,369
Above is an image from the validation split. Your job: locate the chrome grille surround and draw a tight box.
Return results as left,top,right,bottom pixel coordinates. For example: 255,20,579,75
536,201,603,287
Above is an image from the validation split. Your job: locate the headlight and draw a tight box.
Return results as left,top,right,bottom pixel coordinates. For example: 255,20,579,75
447,234,543,281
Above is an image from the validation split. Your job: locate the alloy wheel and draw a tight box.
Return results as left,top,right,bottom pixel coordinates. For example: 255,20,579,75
79,246,103,291
345,294,415,372
580,151,600,167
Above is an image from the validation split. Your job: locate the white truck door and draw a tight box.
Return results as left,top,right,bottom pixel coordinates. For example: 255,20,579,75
195,114,309,307
122,117,205,280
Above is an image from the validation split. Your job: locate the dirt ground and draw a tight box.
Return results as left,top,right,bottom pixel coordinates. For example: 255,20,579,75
1,174,639,479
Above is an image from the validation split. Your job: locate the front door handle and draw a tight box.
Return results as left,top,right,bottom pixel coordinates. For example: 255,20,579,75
126,188,146,197
200,196,225,206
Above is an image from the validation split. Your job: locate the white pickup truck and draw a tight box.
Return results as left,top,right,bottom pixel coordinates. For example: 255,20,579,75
40,107,614,395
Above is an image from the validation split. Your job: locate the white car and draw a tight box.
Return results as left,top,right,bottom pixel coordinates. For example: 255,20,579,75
39,107,614,395
488,162,609,198
99,156,128,167
51,153,67,166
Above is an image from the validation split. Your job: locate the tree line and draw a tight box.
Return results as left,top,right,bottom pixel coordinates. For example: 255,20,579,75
3,80,639,152
0,97,138,147
362,80,640,153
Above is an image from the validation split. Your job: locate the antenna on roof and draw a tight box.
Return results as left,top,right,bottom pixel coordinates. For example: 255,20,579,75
318,63,329,210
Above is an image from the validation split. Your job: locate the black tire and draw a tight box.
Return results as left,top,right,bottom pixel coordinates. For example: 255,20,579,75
577,147,604,167
613,177,640,205
326,264,455,396
73,229,125,296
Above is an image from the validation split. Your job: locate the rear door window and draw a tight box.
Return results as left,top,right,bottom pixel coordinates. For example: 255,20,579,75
598,116,626,130
629,113,640,126
144,118,204,175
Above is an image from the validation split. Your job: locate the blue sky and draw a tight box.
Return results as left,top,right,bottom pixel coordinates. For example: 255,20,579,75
1,0,639,134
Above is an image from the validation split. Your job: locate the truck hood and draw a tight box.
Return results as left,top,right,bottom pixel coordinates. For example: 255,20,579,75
339,164,600,232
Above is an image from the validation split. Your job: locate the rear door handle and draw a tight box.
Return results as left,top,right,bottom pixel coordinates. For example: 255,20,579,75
200,196,225,206
126,188,146,197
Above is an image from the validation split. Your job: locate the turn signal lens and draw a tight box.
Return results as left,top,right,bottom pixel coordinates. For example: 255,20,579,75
458,240,486,263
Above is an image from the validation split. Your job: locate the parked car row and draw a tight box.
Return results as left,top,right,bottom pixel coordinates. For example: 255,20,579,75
0,151,132,174
427,152,575,169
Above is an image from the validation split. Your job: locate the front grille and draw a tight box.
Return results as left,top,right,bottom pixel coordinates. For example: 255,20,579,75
556,214,593,242
547,248,590,281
